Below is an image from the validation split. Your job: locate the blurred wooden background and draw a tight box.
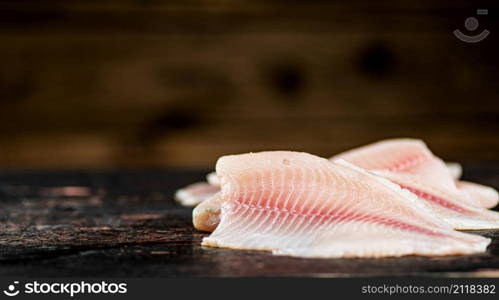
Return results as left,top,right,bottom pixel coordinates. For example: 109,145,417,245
0,0,498,169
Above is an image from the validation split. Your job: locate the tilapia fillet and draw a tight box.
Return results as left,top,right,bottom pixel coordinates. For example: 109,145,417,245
331,139,499,229
202,151,489,258
189,139,499,232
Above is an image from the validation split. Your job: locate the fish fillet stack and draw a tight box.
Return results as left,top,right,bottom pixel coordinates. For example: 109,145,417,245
175,138,499,258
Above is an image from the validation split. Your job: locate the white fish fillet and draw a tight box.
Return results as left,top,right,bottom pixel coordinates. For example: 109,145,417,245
179,139,498,232
331,139,499,229
184,139,498,231
203,151,490,258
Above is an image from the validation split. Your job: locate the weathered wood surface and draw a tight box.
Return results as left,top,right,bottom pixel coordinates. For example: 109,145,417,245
0,164,498,277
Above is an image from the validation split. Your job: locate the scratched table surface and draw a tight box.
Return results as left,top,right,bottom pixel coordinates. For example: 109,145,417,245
0,163,498,278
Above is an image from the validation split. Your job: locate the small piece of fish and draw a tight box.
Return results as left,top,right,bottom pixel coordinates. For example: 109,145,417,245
193,192,223,232
442,162,498,208
446,162,463,179
202,151,490,258
174,182,220,207
457,181,499,209
206,172,220,186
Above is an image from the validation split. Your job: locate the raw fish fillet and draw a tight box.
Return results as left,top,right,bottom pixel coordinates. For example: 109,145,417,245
331,139,499,229
175,182,220,207
203,151,490,258
185,139,498,231
179,139,498,231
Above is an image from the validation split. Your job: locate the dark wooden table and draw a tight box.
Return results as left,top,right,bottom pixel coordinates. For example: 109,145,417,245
0,164,498,277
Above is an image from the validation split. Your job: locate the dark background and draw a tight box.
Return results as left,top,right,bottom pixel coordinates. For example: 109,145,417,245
0,0,498,169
